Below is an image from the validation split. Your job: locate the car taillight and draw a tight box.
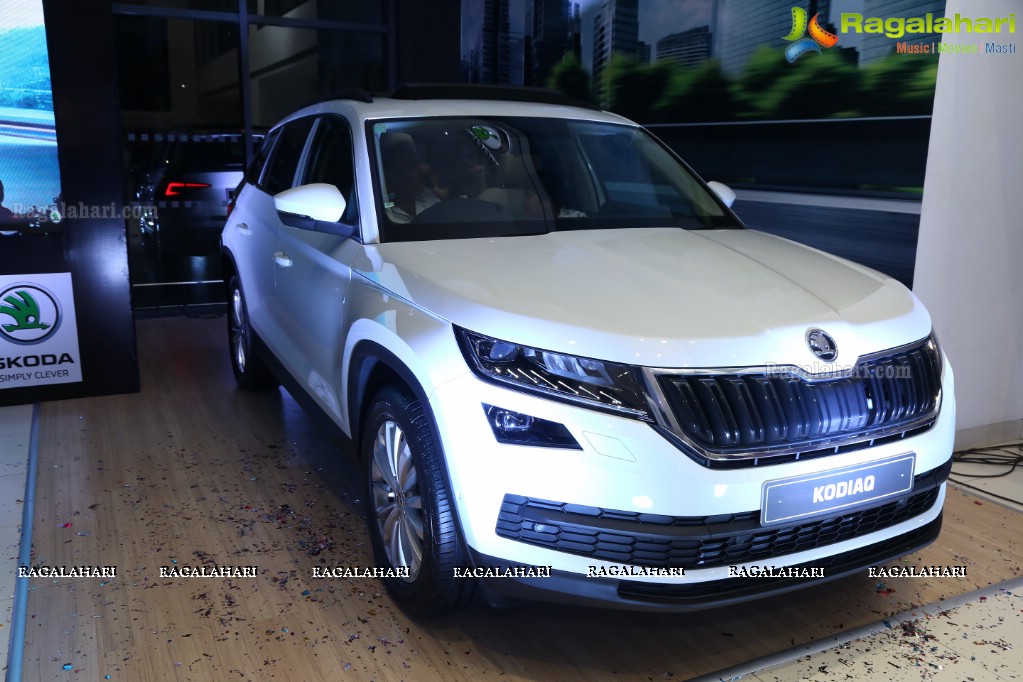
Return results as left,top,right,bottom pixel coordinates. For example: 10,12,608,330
164,181,211,197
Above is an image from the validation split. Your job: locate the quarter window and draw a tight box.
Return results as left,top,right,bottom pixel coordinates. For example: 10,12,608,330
302,117,358,223
246,128,279,187
262,117,314,195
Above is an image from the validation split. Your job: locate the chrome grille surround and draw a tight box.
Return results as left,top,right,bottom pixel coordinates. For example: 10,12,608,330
642,335,943,465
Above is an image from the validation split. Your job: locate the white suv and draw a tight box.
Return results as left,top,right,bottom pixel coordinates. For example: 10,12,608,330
221,85,954,614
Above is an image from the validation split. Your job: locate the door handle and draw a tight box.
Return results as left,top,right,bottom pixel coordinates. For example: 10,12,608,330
273,251,293,268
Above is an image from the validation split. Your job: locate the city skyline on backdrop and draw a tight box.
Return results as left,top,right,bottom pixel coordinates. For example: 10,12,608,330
461,0,946,86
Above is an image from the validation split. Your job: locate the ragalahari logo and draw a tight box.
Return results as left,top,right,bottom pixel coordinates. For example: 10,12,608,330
783,6,839,62
0,283,61,345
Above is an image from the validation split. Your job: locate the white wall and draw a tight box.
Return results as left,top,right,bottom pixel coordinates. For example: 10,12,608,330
913,0,1023,442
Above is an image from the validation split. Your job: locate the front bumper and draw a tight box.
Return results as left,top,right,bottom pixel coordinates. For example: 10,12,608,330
428,353,955,610
493,457,950,573
469,512,943,611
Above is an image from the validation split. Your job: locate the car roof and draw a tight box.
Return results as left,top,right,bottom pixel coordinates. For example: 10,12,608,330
271,86,636,131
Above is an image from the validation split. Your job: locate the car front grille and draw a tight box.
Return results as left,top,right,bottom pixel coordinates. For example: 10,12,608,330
653,335,942,463
495,460,949,570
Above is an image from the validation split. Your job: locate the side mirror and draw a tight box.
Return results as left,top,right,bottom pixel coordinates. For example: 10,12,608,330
706,181,736,208
274,183,347,223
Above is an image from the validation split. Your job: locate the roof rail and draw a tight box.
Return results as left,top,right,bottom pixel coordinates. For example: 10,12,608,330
389,83,600,111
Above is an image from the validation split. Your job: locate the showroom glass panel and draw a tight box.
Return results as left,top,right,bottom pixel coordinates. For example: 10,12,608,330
259,0,383,23
117,15,244,309
115,9,387,311
248,25,386,128
115,0,380,21
114,0,257,11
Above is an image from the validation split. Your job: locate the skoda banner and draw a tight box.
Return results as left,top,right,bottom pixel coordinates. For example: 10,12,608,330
0,272,82,388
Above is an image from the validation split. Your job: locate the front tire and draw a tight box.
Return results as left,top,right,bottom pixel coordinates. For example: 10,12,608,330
364,386,473,614
227,275,278,390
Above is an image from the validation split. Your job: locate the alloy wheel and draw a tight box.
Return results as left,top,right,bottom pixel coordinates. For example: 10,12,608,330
230,287,247,373
370,419,424,581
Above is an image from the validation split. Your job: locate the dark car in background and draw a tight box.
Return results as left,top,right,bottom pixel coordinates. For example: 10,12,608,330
134,130,262,256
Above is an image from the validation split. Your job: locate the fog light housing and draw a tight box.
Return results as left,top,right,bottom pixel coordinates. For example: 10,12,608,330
482,404,581,449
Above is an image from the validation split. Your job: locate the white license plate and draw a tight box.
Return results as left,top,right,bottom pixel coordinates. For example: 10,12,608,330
761,454,916,526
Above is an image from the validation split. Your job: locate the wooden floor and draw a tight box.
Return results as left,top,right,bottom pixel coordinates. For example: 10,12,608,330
23,316,1023,681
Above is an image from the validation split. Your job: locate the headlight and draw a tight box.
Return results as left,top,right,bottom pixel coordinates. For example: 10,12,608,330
928,331,944,378
457,328,652,420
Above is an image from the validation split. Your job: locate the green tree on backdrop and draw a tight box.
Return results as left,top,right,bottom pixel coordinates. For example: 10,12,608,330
859,54,939,116
548,47,937,123
547,53,593,105
598,54,673,120
652,59,736,122
758,49,862,119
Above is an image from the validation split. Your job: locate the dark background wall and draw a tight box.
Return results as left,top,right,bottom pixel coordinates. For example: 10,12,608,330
395,0,462,85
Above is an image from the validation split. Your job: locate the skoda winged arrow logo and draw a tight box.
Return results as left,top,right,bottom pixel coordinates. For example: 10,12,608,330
806,328,838,361
0,283,62,345
782,6,839,62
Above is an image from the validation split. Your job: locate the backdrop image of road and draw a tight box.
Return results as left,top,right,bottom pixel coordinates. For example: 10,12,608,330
0,0,62,233
539,1,942,194
499,0,949,288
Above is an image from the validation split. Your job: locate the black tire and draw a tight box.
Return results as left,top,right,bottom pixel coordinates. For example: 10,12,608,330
363,386,474,614
227,275,278,390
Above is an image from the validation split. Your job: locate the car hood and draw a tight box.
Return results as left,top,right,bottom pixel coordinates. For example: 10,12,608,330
352,228,932,368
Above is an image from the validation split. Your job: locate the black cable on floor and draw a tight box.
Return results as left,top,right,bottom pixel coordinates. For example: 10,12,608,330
949,441,1023,507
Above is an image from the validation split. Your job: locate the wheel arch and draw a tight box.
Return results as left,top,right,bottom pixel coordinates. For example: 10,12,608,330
357,353,478,613
348,338,477,597
347,340,436,466
221,248,238,292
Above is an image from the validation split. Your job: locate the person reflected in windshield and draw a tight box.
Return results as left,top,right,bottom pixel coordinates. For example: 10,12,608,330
426,168,450,201
446,134,493,199
380,133,440,223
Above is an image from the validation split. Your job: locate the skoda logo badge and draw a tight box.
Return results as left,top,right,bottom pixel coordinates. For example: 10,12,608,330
0,282,62,346
806,328,837,361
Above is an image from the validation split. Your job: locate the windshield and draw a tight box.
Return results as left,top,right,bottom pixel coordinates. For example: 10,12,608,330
369,116,741,243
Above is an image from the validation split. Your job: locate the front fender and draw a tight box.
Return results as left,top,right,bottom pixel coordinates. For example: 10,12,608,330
339,279,470,444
